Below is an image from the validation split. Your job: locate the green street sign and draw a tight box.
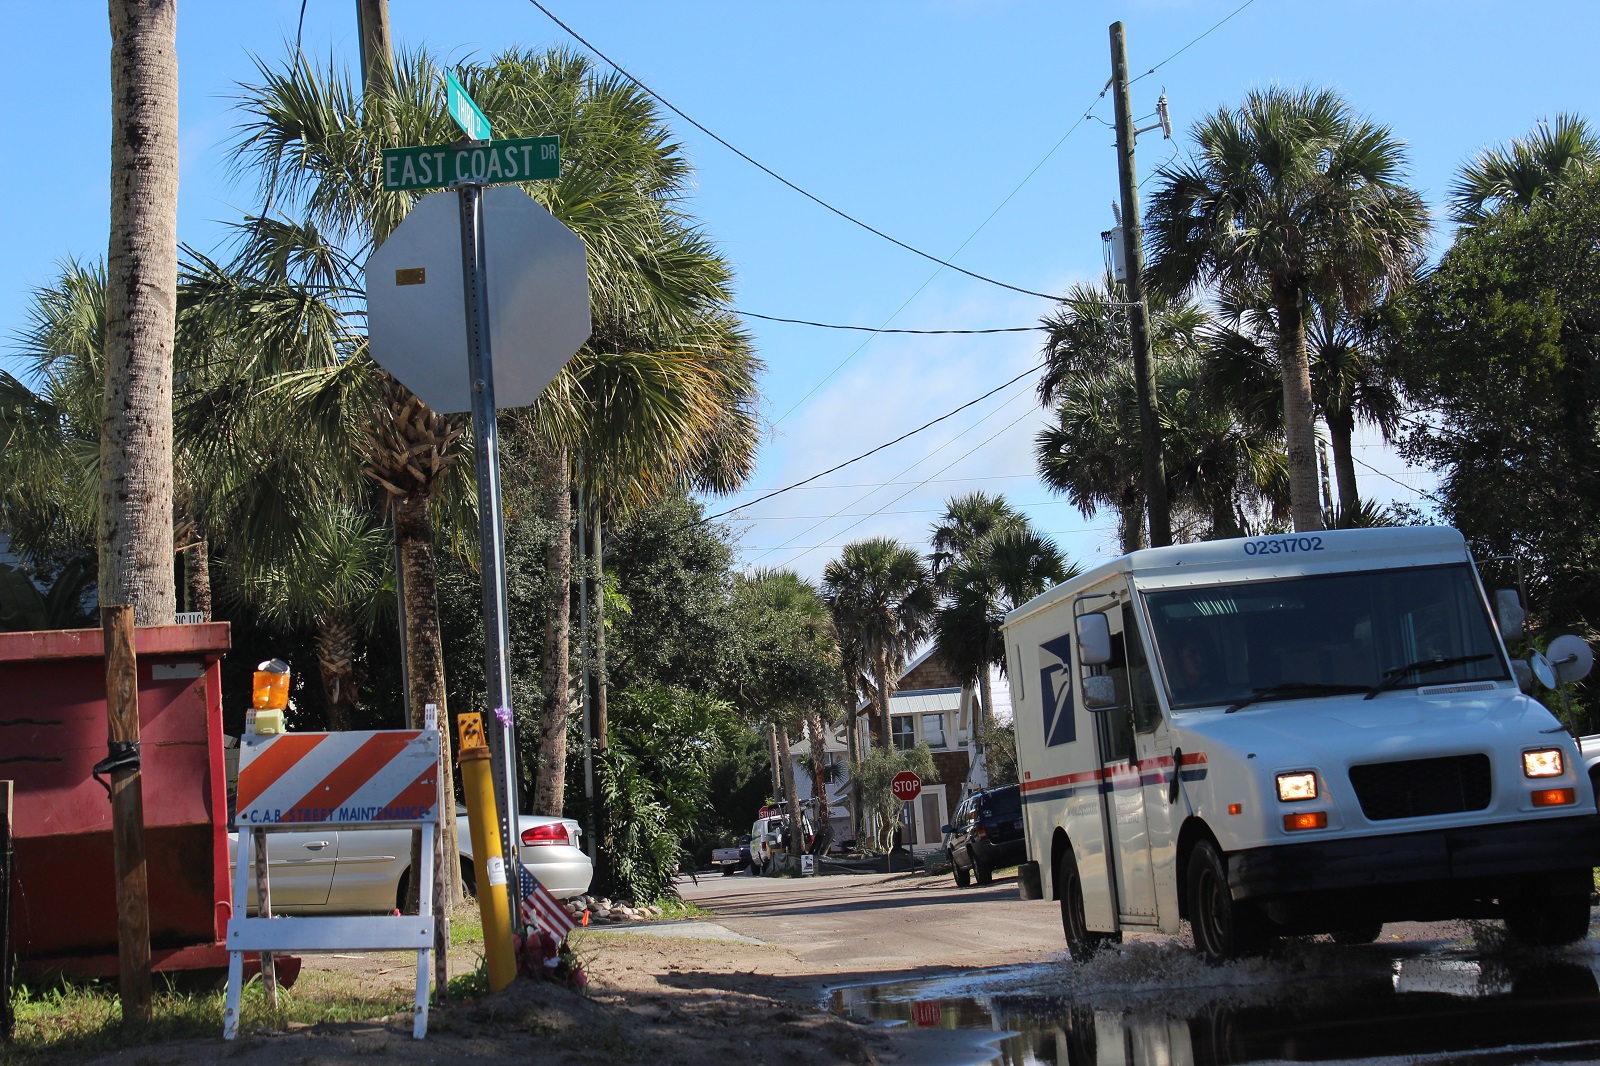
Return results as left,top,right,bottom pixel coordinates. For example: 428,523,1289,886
381,137,560,192
445,69,491,141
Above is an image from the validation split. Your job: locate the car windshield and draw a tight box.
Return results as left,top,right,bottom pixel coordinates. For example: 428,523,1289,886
1144,563,1509,711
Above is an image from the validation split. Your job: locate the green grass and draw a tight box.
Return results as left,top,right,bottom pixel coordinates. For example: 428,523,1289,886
1,975,413,1065
655,898,708,920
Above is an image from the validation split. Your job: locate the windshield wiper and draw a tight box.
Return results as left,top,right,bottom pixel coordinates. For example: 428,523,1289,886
1363,653,1497,700
1225,683,1370,714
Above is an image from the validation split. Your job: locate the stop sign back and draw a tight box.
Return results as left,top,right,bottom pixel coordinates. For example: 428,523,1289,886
891,771,922,802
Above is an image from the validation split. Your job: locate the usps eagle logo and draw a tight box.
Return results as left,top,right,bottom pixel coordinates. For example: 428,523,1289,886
1038,633,1077,747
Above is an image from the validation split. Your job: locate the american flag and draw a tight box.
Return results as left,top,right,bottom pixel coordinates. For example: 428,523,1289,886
518,862,577,941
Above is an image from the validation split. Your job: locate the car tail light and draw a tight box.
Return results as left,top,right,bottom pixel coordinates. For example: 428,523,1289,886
521,823,571,847
973,823,989,841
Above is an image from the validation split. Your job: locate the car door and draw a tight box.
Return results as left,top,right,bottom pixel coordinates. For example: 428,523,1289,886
327,824,410,911
230,828,339,911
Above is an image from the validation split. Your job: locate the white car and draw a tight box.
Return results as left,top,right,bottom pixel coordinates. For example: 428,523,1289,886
228,808,592,913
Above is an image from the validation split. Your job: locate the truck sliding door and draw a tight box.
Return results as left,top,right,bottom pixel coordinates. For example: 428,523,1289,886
1099,605,1159,920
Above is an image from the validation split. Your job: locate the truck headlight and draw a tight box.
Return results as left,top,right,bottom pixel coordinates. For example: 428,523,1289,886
1522,748,1564,778
1276,771,1318,802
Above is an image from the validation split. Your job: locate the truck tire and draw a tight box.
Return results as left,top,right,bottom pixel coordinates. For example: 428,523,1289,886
973,849,994,886
1504,888,1593,946
1059,850,1117,960
952,852,971,888
1187,840,1266,963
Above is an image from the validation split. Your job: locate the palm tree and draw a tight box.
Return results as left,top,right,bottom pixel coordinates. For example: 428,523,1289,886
1036,282,1210,550
928,492,1026,586
928,492,1029,748
1450,114,1600,225
1036,362,1146,553
931,523,1072,765
103,0,180,627
821,538,936,752
1036,352,1288,548
231,47,761,825
218,503,393,730
1145,87,1429,533
1202,291,1401,517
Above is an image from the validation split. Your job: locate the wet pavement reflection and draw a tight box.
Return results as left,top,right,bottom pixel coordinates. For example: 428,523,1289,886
828,933,1600,1065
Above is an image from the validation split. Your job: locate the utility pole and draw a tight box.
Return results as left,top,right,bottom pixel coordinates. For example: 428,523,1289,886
1110,21,1172,548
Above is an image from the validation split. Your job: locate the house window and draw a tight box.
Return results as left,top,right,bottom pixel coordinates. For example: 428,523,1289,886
920,713,946,748
892,716,916,751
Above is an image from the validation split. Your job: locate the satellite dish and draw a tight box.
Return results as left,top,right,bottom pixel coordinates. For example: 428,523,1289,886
1547,634,1595,684
1530,650,1556,690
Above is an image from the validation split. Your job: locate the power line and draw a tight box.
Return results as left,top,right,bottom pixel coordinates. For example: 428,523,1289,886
727,472,1039,495
525,0,1061,302
1129,0,1259,85
744,377,1042,567
771,391,1046,570
1352,453,1442,504
738,311,1043,335
740,499,1079,521
702,360,1047,525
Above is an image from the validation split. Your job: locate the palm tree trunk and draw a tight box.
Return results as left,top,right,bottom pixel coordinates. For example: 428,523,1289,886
841,665,862,841
1326,407,1360,517
186,538,212,620
103,0,179,627
874,652,893,751
775,719,802,867
1275,291,1326,533
536,445,572,816
394,492,460,907
592,520,608,753
1118,491,1147,554
315,616,359,731
806,710,830,851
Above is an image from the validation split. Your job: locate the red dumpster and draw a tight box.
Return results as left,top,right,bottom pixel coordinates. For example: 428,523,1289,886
1,623,234,977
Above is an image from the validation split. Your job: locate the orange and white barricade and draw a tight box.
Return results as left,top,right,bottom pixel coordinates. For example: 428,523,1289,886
223,711,441,1039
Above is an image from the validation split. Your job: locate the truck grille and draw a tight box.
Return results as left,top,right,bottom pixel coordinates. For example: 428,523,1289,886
1346,754,1492,821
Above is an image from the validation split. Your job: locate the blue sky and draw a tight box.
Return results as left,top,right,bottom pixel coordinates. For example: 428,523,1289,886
3,1,1595,579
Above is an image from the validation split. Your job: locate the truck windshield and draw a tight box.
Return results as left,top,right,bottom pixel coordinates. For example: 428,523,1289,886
1143,563,1509,711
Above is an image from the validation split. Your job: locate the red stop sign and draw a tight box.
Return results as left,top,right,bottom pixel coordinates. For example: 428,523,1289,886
891,771,923,802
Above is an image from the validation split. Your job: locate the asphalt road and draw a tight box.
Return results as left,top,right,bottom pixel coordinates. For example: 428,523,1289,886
677,868,1067,974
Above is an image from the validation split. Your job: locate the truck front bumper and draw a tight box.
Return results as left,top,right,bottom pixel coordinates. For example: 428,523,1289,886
1229,813,1600,904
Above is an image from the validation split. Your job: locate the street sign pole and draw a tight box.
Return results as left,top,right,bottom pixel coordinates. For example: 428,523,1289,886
456,176,523,928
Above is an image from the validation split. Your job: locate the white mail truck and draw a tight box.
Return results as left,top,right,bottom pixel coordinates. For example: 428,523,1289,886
1002,526,1600,962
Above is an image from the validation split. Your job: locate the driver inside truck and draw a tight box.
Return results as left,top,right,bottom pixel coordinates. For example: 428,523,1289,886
1170,631,1230,706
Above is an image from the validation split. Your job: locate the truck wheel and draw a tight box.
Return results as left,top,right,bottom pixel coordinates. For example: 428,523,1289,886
1504,890,1593,946
974,851,994,886
1059,850,1117,960
1187,840,1265,963
952,852,971,888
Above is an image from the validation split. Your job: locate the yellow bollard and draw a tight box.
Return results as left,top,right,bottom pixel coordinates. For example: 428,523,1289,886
457,713,516,991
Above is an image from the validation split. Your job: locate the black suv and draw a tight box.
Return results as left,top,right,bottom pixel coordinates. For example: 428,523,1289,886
942,783,1025,887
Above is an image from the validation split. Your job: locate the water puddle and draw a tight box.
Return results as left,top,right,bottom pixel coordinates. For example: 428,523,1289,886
828,938,1600,1064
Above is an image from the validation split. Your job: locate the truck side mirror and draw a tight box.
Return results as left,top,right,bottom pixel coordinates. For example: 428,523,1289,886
1077,613,1112,666
1548,633,1595,683
1082,674,1119,710
1496,589,1526,642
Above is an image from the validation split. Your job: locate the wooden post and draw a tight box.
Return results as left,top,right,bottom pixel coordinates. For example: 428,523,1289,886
103,605,151,1025
252,829,278,1008
2,780,13,1042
